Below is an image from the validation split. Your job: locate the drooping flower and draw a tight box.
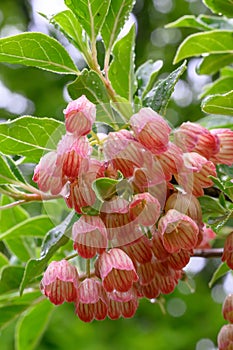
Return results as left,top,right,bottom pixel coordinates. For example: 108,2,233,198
75,278,107,322
103,130,146,178
222,294,233,323
121,235,153,264
210,128,233,166
222,232,233,270
175,152,216,197
130,107,171,154
173,121,219,159
72,215,108,259
96,248,138,293
64,95,96,136
218,324,233,350
195,224,216,249
165,192,203,227
33,151,63,195
56,134,91,180
129,192,161,227
158,209,199,253
107,288,139,319
40,260,79,305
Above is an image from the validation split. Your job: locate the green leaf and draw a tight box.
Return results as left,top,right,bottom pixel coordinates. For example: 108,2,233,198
0,305,29,330
166,15,211,30
0,116,65,163
198,196,226,222
92,177,119,201
109,25,136,102
143,61,187,116
174,30,233,64
0,195,29,232
65,0,110,41
101,0,136,52
201,90,233,116
200,15,233,30
0,215,54,240
198,53,233,75
0,266,24,294
51,10,90,56
67,69,117,125
0,32,78,74
221,67,233,77
0,253,9,269
4,156,26,184
136,59,163,98
198,115,233,129
20,211,74,294
208,262,230,288
15,299,53,350
0,153,18,185
200,77,233,98
203,0,233,18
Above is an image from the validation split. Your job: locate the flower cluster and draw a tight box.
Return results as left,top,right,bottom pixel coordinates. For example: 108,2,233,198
35,95,233,322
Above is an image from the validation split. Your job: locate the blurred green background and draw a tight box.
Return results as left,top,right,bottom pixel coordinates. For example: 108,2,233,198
0,1,231,349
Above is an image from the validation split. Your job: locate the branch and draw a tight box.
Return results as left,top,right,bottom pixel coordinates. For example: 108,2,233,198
193,248,223,258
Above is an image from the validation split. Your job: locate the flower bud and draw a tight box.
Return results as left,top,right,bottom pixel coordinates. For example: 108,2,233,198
210,128,233,166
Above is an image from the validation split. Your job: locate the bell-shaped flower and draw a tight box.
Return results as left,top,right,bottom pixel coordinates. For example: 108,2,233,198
222,232,233,270
129,192,161,226
218,324,233,350
130,107,171,154
158,209,199,253
56,134,91,180
75,278,107,322
103,130,146,178
96,248,138,293
175,152,216,197
107,288,139,319
33,151,63,195
121,235,153,264
72,215,108,259
64,95,96,136
210,128,233,166
40,260,79,305
173,122,219,159
222,294,233,324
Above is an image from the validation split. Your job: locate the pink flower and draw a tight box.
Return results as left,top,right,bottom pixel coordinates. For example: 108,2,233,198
75,278,107,322
176,152,216,197
33,151,63,195
40,260,79,305
218,324,233,350
151,229,170,261
107,288,139,319
129,192,161,226
103,130,146,178
222,294,233,323
136,260,156,285
166,249,191,270
64,95,96,136
222,232,233,270
130,107,171,154
165,192,203,227
158,209,199,253
96,248,138,293
210,128,233,165
195,224,216,249
155,142,184,181
56,134,91,180
65,159,105,213
121,235,153,264
72,215,108,259
173,122,219,159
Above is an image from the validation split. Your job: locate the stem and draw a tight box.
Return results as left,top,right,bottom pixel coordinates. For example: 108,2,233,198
0,200,27,211
86,259,91,278
65,253,78,261
193,248,223,258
